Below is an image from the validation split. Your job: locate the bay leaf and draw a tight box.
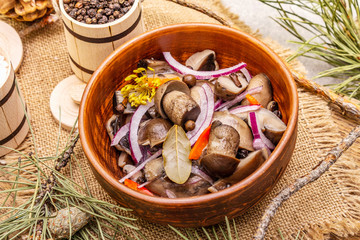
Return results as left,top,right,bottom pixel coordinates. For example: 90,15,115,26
163,125,192,184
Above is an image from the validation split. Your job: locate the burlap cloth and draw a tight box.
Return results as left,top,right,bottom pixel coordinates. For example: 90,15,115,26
1,0,360,239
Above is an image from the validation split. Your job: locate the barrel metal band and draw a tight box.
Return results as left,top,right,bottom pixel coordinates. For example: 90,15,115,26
63,9,142,44
0,75,15,107
0,106,28,145
69,54,94,74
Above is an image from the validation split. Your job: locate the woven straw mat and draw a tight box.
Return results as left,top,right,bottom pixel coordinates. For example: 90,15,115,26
1,0,360,239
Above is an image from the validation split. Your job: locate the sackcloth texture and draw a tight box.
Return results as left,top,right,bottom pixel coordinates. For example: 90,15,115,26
1,0,360,239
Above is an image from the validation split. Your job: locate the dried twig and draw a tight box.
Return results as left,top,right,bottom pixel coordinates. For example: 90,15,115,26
253,125,360,240
18,14,59,38
166,0,231,26
294,73,360,122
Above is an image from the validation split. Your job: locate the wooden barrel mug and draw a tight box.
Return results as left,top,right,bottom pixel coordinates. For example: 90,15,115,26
59,0,144,82
0,48,29,157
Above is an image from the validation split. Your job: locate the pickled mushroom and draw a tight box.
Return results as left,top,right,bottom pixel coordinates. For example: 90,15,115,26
241,73,273,107
185,49,219,71
208,148,268,192
200,121,240,178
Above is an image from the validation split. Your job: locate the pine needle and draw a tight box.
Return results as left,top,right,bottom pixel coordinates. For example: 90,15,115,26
259,0,360,99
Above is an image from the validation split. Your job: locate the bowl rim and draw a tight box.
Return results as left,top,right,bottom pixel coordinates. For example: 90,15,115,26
79,22,299,206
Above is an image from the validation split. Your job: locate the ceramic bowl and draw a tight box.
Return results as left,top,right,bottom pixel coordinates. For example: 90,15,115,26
79,23,298,227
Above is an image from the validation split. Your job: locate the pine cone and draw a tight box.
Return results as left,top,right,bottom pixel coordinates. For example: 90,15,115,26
0,0,53,22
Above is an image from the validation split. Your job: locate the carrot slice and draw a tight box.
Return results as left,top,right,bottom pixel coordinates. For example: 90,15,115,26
189,124,212,160
246,94,262,107
124,179,154,196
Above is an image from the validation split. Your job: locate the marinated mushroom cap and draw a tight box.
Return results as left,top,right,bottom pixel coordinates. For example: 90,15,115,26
137,118,172,147
212,111,254,151
200,153,240,178
208,148,268,192
200,121,240,178
146,174,211,198
162,90,200,128
190,81,217,106
185,49,219,71
105,114,124,152
144,157,165,182
253,108,287,144
138,59,176,74
214,73,248,101
154,80,190,119
156,73,181,81
118,152,131,168
241,73,273,107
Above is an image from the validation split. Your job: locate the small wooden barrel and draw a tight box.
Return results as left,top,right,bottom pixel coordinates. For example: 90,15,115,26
0,50,29,157
60,0,144,82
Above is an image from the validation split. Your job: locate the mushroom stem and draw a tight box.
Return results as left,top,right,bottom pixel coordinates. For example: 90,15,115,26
253,125,360,240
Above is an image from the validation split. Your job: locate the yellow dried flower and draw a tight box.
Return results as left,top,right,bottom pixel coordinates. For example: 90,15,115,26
121,67,177,107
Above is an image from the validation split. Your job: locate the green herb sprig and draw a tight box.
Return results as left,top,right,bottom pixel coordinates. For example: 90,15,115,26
0,114,140,239
259,0,360,99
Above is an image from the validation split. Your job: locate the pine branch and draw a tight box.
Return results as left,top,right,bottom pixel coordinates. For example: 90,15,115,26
259,0,360,99
253,125,360,240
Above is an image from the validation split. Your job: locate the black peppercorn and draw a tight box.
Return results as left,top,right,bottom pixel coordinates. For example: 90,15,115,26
64,4,71,13
236,149,249,159
273,110,282,119
104,7,112,15
182,74,197,88
87,8,96,17
63,0,135,24
76,15,84,21
85,17,92,24
113,3,120,10
113,10,120,18
95,13,102,19
80,8,86,15
98,15,108,24
69,9,77,18
75,2,83,8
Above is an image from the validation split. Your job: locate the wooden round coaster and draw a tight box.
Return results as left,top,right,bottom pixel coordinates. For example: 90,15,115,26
50,75,84,130
0,21,23,72
70,81,87,104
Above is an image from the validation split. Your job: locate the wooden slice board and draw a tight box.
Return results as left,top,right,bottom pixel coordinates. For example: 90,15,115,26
50,75,86,130
0,21,23,72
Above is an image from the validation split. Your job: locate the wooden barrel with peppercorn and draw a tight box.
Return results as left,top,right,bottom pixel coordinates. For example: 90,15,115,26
0,48,29,157
60,0,144,82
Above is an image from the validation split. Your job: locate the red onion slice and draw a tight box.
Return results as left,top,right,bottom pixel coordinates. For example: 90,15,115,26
240,67,252,82
214,99,222,110
185,176,202,185
229,105,261,115
119,149,162,183
163,52,247,80
191,166,214,184
186,83,214,145
165,189,177,198
249,112,275,150
111,123,130,146
215,86,263,111
129,101,154,164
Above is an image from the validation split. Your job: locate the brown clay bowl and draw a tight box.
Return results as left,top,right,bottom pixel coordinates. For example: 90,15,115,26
79,23,298,227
